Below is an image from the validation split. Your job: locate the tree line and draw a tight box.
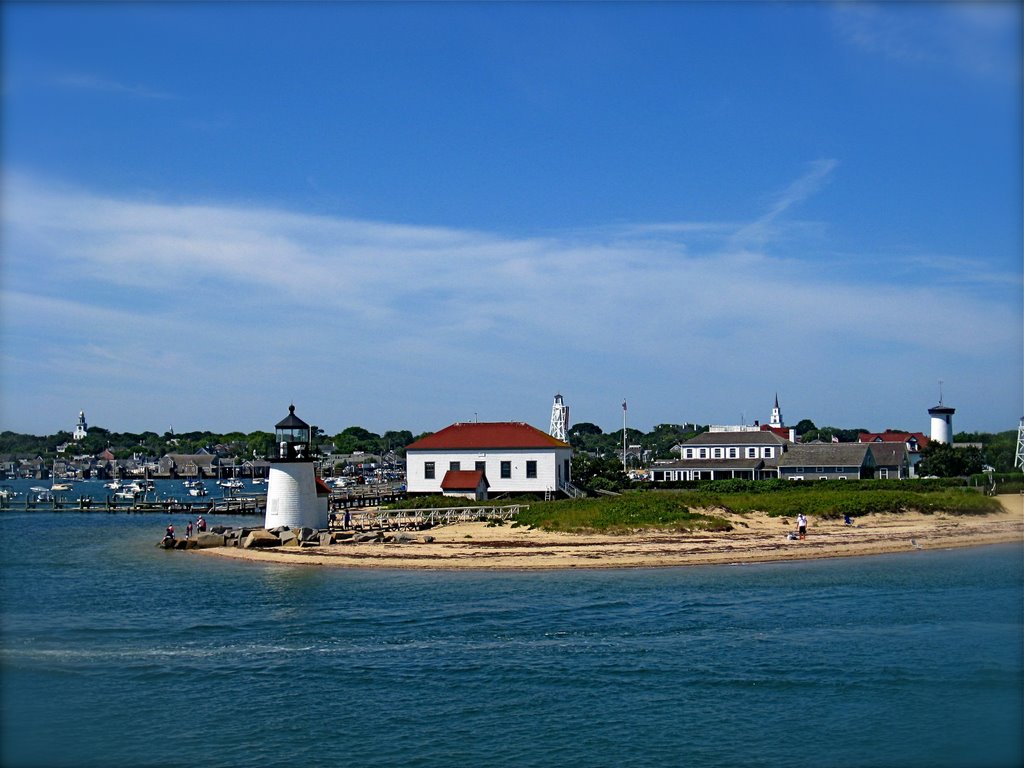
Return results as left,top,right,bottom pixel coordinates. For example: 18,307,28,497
0,420,1018,475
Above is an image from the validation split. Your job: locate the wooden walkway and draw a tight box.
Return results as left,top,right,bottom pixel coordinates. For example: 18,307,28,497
334,504,527,531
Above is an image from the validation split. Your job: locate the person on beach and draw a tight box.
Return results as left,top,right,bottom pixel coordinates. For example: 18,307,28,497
186,520,194,539
165,523,175,540
798,513,807,540
197,516,206,532
344,510,351,530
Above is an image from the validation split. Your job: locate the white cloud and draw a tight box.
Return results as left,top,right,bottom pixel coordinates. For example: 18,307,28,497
55,73,174,100
1,170,1018,434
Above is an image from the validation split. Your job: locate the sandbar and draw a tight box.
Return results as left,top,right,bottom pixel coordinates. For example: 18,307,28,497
197,494,1023,570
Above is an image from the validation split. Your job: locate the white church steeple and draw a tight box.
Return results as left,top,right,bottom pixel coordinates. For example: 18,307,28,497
769,394,783,430
73,411,88,441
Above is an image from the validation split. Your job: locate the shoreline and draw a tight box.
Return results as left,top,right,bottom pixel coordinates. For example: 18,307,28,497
196,495,1023,570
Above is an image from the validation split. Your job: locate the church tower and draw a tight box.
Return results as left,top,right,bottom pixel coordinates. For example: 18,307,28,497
73,411,88,441
769,394,783,430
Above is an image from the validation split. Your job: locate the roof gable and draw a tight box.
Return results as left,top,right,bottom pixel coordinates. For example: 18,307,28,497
407,422,569,451
440,469,489,490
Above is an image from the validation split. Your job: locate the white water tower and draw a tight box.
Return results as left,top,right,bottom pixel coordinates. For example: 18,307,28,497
264,405,327,530
928,388,955,445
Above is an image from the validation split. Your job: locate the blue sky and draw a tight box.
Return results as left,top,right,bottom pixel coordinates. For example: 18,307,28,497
2,2,1020,437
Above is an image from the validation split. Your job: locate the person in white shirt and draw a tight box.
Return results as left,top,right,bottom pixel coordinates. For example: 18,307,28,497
797,513,807,540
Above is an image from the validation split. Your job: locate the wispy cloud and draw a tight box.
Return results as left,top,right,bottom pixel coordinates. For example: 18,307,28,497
55,73,174,100
733,159,839,246
1,170,1017,433
832,3,1020,81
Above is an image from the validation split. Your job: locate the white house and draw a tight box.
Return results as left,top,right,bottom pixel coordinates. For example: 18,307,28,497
405,422,574,498
650,431,791,481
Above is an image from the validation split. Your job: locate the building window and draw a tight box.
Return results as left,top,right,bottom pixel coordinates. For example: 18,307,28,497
526,460,537,479
728,448,738,458
424,462,435,480
449,461,460,471
763,448,774,458
713,448,723,458
747,448,756,458
699,449,707,458
685,448,694,459
475,461,486,473
500,461,512,479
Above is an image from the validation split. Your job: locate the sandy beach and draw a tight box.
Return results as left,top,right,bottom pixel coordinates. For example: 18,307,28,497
198,494,1023,570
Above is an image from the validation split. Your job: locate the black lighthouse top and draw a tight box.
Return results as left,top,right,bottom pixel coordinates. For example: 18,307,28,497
274,405,311,461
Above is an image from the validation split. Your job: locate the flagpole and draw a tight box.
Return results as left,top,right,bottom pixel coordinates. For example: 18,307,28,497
622,399,627,472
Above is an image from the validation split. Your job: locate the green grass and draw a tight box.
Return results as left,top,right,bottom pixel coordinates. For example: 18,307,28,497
388,485,1004,533
668,486,1002,519
515,494,732,533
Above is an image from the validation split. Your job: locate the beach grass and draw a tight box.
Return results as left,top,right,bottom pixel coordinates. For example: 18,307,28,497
517,494,732,533
388,483,1003,533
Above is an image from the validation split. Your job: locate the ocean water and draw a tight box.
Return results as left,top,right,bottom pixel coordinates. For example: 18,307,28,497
1,512,1020,768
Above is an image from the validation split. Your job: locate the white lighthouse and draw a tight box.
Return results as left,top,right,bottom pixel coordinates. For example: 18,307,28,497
264,405,328,530
928,390,955,445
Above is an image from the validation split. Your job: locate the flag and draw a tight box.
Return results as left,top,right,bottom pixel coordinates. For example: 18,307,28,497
622,400,627,411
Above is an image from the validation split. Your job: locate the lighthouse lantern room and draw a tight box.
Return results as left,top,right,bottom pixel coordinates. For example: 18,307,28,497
265,405,327,530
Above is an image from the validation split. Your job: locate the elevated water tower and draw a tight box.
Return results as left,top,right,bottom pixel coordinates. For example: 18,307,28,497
549,393,569,442
264,404,327,530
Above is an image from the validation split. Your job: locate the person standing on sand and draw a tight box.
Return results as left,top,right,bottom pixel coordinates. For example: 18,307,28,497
798,513,807,540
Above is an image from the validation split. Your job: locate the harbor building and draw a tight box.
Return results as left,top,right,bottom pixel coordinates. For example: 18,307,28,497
405,421,576,499
264,405,328,530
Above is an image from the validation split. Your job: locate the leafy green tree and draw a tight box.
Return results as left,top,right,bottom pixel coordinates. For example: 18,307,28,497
381,430,414,455
246,431,274,459
794,419,816,436
571,453,627,491
917,442,985,477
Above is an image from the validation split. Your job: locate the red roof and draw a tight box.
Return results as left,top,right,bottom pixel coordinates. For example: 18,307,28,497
440,469,488,490
858,431,929,449
406,422,569,451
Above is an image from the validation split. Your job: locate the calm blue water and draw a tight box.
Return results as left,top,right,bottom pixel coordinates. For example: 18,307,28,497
1,513,1021,768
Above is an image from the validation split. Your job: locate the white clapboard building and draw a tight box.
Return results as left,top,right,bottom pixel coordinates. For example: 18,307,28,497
405,422,574,499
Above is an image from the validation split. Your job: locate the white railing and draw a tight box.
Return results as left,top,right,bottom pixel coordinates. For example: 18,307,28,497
348,504,527,530
558,479,585,499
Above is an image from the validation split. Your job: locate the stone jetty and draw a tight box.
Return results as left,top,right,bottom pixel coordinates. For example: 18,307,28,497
157,524,436,551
